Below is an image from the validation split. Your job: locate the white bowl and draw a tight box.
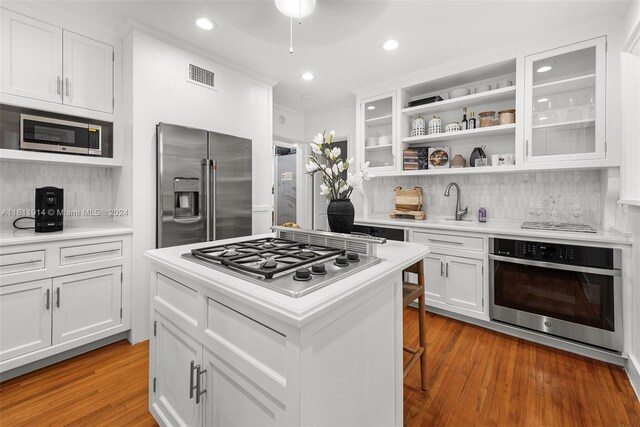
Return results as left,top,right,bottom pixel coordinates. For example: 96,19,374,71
366,137,378,147
474,85,492,93
496,80,513,89
448,88,470,99
378,135,391,146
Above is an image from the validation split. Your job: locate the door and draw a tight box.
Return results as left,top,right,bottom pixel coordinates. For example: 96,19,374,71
445,256,483,312
1,9,63,103
52,267,121,345
62,31,113,113
153,312,203,427
0,279,52,361
202,348,284,427
313,139,347,231
423,253,445,302
274,152,297,226
157,123,208,248
360,92,396,171
524,37,606,163
208,132,252,240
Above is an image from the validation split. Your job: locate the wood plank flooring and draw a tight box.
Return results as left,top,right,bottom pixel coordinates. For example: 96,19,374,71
1,309,639,426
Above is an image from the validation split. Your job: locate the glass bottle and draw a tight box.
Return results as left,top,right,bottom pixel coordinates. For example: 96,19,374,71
478,205,487,223
461,107,468,130
468,112,476,129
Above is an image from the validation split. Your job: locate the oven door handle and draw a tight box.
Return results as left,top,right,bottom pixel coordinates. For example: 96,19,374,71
489,254,621,277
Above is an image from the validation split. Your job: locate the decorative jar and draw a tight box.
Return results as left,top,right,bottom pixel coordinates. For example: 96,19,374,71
428,116,443,135
411,116,426,137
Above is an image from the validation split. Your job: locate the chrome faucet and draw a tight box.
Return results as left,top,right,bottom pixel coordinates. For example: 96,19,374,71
444,182,468,220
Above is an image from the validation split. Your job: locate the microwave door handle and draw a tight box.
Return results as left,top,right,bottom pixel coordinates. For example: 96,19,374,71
488,254,621,277
210,159,217,241
202,159,210,241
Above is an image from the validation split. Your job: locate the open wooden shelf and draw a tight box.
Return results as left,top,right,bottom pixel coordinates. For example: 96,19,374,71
0,148,122,167
402,123,516,144
401,165,517,176
402,86,515,116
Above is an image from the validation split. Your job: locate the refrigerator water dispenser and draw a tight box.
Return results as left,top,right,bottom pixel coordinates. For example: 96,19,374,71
173,178,200,218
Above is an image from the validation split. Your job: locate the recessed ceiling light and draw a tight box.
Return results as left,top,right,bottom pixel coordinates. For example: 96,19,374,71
302,72,314,81
537,98,549,103
537,66,552,73
382,39,399,51
367,106,376,110
300,94,311,99
195,17,215,31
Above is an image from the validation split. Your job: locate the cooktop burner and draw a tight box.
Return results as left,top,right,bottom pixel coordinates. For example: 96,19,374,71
181,237,382,298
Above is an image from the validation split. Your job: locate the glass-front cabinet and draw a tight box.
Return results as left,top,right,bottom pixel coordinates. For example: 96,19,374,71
359,92,397,172
523,37,606,163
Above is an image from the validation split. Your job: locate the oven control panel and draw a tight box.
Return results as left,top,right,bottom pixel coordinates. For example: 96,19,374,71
492,238,614,269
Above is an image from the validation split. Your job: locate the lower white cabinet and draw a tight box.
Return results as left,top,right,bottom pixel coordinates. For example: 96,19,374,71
424,252,483,312
0,279,52,361
52,267,122,345
153,312,202,427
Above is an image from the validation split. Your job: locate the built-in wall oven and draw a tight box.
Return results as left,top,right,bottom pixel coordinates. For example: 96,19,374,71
490,238,622,352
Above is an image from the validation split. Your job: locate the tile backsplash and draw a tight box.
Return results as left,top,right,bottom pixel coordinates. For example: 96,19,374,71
0,162,114,224
364,170,602,225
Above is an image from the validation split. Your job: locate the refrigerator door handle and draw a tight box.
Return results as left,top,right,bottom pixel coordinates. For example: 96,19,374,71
210,159,217,241
202,158,211,241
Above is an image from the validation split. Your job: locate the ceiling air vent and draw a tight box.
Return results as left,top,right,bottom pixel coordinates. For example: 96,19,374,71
187,64,217,90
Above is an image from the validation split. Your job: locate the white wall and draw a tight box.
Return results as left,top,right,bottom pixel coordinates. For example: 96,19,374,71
273,104,305,143
122,30,273,342
619,0,640,400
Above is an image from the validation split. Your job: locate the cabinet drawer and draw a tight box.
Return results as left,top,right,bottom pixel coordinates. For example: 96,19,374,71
412,231,483,252
155,274,198,326
60,241,122,266
0,250,45,275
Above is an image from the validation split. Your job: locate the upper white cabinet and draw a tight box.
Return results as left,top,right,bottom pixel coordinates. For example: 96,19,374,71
358,92,397,172
0,9,114,113
523,37,606,163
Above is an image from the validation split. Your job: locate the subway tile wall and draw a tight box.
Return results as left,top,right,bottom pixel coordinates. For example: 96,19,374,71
364,170,602,225
0,162,113,224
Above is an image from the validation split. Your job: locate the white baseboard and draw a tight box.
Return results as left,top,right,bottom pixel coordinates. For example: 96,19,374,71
627,353,640,401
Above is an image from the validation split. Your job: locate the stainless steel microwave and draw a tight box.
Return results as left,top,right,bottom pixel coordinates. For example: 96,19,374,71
20,114,102,156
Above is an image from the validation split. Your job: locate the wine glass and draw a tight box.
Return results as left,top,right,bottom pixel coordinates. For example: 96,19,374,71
566,97,582,122
569,204,584,224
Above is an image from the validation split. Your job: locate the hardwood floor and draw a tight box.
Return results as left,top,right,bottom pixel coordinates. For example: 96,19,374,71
1,309,639,426
403,308,640,426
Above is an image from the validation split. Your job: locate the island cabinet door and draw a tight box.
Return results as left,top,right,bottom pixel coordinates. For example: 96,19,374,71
444,256,483,312
202,348,285,427
423,253,446,302
152,312,203,427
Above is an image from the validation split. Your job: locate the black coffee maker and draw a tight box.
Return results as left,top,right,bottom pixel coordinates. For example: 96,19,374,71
35,187,63,232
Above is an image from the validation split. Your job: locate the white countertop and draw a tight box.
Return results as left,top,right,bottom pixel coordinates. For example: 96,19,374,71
356,213,633,245
0,219,133,246
144,233,430,326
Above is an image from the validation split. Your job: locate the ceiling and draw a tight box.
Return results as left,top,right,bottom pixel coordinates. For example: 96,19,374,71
33,0,630,113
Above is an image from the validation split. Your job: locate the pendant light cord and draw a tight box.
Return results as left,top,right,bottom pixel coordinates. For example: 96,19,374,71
289,18,293,54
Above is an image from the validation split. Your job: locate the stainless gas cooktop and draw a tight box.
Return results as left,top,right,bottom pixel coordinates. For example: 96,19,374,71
181,236,382,298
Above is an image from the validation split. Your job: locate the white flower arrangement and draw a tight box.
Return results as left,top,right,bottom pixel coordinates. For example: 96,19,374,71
306,130,373,200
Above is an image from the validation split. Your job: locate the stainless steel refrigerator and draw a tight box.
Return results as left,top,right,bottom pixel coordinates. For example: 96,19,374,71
156,123,252,248
274,153,297,226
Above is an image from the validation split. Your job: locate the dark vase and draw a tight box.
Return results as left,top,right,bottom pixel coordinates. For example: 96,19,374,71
469,146,486,167
327,199,355,234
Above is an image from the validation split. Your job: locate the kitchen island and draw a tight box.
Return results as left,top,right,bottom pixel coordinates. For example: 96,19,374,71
144,232,430,427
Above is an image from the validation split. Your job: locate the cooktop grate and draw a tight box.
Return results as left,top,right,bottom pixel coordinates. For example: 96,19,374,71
189,237,345,279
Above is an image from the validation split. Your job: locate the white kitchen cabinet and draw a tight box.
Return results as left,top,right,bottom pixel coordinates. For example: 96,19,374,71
357,91,398,172
0,8,114,113
0,279,52,361
445,256,483,311
523,37,606,163
52,267,122,345
62,31,114,112
0,9,63,103
152,312,203,427
424,253,446,302
202,349,285,427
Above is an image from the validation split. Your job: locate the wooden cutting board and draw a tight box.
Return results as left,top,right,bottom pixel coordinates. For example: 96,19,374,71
394,186,423,211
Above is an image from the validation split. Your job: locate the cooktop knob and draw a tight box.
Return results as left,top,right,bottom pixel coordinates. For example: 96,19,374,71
294,268,312,281
334,255,349,267
311,263,327,274
347,252,360,262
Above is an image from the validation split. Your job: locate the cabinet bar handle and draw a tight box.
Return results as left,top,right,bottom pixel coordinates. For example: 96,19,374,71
65,78,69,97
64,249,120,259
446,263,449,278
196,365,207,404
440,261,444,277
427,238,463,245
45,289,50,310
56,76,61,95
189,360,197,399
56,287,60,308
0,259,40,268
